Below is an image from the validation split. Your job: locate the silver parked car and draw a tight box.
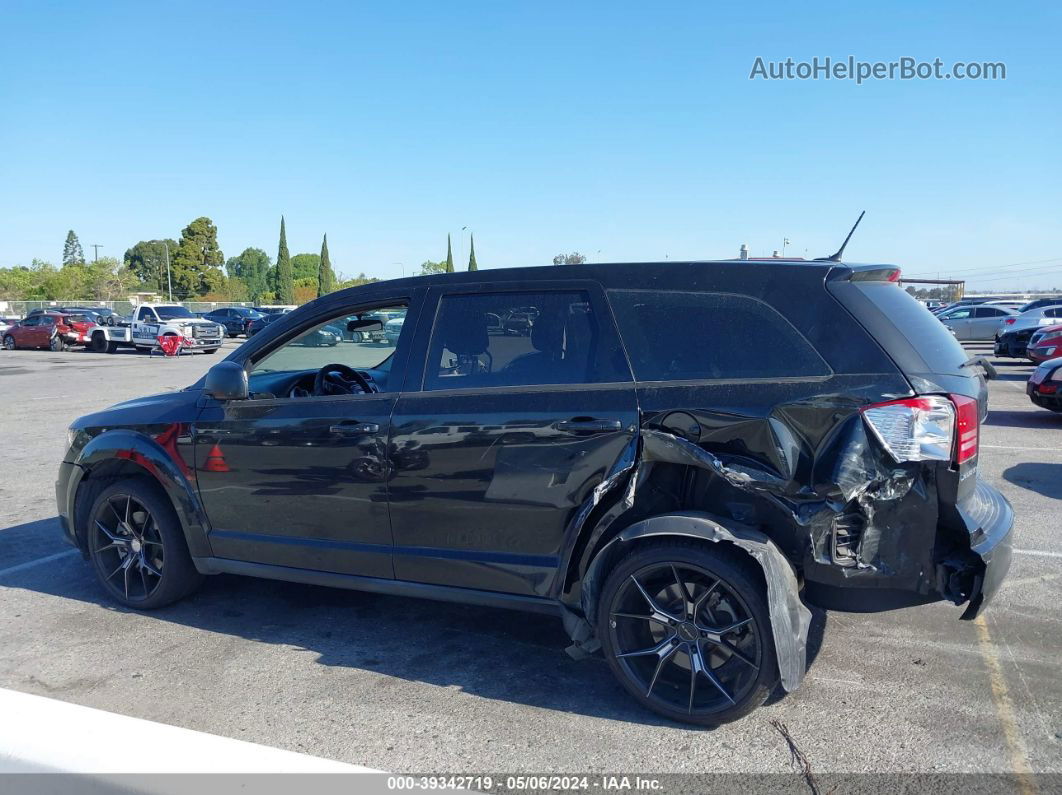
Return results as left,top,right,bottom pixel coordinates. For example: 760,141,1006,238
937,304,1018,340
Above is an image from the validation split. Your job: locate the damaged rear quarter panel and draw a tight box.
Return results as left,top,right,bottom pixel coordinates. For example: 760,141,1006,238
564,373,962,610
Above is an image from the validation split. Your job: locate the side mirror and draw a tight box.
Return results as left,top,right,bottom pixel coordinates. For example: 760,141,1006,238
205,361,248,401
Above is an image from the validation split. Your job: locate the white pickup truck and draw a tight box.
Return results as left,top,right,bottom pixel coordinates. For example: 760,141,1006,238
81,304,223,354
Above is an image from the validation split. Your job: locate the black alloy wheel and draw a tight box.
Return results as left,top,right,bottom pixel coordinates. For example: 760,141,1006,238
598,541,778,725
86,480,203,608
49,333,64,352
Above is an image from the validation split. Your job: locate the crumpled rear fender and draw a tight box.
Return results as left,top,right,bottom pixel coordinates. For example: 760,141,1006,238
576,511,811,692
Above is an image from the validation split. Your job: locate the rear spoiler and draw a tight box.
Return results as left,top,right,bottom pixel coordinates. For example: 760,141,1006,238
827,264,903,283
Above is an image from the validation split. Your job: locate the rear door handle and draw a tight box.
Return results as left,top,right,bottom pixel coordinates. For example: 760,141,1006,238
554,418,623,434
329,422,380,435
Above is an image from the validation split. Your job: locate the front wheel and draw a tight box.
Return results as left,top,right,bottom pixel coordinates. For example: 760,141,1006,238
202,347,218,354
86,479,204,608
3,335,15,350
597,540,778,726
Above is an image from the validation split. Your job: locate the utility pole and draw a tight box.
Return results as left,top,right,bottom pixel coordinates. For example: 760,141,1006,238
164,242,173,302
782,238,790,257
92,244,102,262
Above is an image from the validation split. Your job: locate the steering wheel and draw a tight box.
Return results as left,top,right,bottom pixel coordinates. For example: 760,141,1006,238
313,363,376,396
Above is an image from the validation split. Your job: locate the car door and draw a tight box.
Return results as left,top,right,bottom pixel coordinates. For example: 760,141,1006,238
131,306,158,346
942,308,973,339
971,307,1007,339
12,316,40,347
193,293,421,578
387,283,638,597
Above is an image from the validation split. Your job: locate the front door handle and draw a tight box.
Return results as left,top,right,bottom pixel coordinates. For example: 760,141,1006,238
553,418,623,434
329,422,380,435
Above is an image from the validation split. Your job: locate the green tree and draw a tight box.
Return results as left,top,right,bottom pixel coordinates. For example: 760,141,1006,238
83,257,137,300
276,216,294,304
420,260,448,275
62,230,85,266
552,252,587,266
291,252,321,282
225,247,272,304
124,239,179,293
318,234,334,296
467,234,478,271
170,217,225,297
445,234,454,272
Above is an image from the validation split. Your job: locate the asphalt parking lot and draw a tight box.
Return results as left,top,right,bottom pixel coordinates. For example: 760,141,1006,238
0,340,1059,780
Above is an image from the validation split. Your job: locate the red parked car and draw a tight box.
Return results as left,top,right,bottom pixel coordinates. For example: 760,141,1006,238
2,312,92,351
1027,324,1062,364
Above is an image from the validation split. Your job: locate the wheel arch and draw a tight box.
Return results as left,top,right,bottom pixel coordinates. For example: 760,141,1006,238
574,510,812,692
69,429,212,561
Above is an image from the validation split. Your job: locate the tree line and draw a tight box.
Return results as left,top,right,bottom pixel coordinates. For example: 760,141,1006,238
2,219,592,303
0,218,373,304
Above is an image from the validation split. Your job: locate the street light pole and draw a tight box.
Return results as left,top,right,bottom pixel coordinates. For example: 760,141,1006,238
92,244,102,262
164,242,173,302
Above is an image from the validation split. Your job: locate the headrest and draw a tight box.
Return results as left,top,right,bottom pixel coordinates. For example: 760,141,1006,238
441,308,489,356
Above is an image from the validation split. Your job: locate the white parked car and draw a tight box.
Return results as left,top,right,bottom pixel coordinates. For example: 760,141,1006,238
130,304,224,354
997,304,1062,337
383,316,404,345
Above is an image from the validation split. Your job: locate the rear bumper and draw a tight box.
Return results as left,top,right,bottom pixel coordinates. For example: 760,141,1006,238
994,337,1028,357
953,479,1013,619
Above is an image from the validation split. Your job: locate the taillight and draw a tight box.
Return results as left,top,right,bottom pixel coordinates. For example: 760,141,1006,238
1004,318,1016,325
861,394,978,465
951,394,979,464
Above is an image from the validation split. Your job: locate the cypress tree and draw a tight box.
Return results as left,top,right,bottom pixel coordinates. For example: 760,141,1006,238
63,230,85,266
467,234,478,271
318,234,334,297
445,234,454,272
276,216,294,304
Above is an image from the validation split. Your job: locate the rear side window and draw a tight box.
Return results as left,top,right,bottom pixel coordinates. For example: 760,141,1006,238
425,290,628,389
829,280,969,375
608,290,830,381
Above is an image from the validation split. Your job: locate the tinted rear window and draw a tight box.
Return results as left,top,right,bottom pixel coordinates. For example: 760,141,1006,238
829,280,968,374
607,290,830,381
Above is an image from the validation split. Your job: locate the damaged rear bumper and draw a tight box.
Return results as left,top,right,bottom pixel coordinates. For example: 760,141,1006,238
950,478,1013,619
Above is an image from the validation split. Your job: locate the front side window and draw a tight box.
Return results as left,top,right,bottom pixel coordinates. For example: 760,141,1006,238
608,289,830,381
251,303,408,378
424,290,624,390
137,307,153,321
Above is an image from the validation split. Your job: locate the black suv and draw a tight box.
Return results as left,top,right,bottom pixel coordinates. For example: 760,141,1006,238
56,260,1012,725
202,306,264,337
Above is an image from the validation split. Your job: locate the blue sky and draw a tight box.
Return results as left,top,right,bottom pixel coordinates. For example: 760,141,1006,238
1,1,1059,289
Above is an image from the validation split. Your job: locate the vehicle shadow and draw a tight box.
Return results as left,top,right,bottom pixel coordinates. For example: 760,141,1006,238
5,517,827,727
985,410,1062,429
991,372,1032,382
1002,463,1062,500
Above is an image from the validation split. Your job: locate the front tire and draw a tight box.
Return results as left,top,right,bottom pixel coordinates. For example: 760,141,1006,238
86,479,204,609
597,540,778,726
3,335,15,350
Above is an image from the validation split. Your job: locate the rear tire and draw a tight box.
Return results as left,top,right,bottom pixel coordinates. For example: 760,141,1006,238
49,333,64,352
90,333,108,353
203,347,218,354
86,478,204,609
597,539,778,726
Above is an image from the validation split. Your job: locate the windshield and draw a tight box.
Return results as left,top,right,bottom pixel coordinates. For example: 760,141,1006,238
155,306,195,320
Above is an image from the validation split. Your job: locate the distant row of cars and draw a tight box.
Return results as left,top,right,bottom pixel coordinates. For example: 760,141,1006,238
930,298,1062,360
0,303,408,355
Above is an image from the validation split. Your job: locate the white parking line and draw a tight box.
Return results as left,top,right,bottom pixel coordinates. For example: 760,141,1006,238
0,549,77,578
982,445,1062,452
1013,549,1062,559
